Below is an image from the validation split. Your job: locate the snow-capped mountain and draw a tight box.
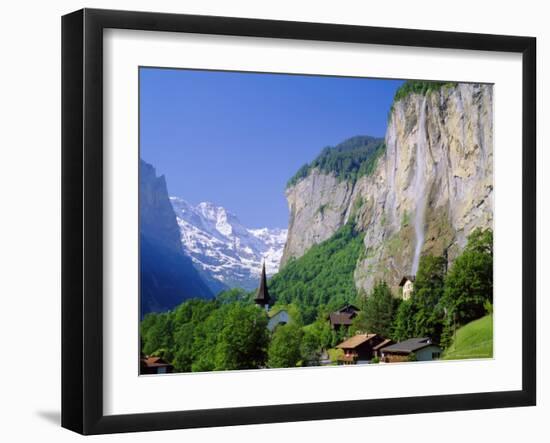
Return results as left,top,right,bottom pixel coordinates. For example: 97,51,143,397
170,197,287,292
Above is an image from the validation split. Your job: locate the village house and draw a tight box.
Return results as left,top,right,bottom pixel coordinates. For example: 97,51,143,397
336,333,387,365
267,309,289,332
379,337,442,363
329,304,360,331
373,338,394,359
399,275,415,301
140,354,174,374
253,262,290,332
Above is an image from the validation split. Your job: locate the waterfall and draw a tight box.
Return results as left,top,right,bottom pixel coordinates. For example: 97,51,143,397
386,112,399,228
411,97,428,275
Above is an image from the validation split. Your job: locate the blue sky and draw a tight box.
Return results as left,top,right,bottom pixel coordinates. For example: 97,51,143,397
140,68,403,228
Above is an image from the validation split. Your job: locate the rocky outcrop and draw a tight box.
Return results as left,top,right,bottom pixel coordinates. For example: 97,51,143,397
282,83,493,294
140,160,212,316
140,161,184,254
280,169,355,267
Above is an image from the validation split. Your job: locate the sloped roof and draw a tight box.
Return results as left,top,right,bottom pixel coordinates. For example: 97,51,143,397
336,304,360,313
329,312,355,326
336,334,378,349
381,337,437,354
254,262,270,304
399,275,416,286
142,356,173,368
372,338,393,351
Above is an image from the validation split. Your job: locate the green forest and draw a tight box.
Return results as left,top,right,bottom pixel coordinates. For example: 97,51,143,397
268,223,364,323
286,135,385,187
141,227,493,372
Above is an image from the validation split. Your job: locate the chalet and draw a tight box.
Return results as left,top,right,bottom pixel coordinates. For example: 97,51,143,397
336,333,387,365
399,275,415,301
329,304,360,331
267,309,289,332
254,262,271,310
140,354,174,375
373,338,394,358
379,337,442,363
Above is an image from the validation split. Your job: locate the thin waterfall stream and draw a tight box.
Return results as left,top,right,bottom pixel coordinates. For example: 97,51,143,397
411,97,428,275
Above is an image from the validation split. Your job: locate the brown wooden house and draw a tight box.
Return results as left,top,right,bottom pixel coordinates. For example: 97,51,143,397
140,354,174,375
380,337,442,363
373,338,394,358
329,304,360,331
335,333,387,364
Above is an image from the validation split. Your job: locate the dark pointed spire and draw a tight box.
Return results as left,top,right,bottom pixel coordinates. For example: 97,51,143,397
254,262,270,308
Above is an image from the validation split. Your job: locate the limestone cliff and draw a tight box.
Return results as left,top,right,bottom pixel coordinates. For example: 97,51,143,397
281,83,493,294
281,169,356,267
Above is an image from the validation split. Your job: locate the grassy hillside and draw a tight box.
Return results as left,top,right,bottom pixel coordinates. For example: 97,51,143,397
269,223,364,323
443,315,493,360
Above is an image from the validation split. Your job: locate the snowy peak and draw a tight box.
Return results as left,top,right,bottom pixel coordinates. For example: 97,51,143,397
170,197,287,292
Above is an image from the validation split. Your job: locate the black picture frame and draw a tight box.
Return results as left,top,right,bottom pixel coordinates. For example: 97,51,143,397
61,8,536,435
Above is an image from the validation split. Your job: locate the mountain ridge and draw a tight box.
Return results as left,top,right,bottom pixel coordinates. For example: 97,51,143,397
140,160,213,316
170,197,287,292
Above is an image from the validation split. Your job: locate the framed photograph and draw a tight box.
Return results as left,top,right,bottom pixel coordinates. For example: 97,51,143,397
62,8,536,435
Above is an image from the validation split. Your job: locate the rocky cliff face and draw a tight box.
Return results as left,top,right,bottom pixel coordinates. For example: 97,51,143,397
281,170,355,267
282,83,493,294
140,160,212,316
140,161,184,255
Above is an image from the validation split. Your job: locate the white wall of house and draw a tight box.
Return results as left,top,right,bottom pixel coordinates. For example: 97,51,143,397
402,280,414,300
267,310,289,332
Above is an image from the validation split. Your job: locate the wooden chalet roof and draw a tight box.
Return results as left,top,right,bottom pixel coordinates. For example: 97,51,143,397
372,338,393,351
381,337,437,354
329,312,355,326
336,304,360,313
142,356,173,368
329,304,360,326
336,333,378,349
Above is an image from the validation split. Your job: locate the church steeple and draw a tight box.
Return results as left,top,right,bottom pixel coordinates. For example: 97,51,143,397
254,262,271,309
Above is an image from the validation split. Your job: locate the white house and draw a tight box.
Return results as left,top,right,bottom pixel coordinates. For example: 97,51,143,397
267,310,289,332
399,275,415,301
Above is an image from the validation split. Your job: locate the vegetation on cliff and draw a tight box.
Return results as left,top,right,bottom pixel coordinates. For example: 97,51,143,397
388,80,458,121
286,135,385,188
269,223,365,323
392,80,458,105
